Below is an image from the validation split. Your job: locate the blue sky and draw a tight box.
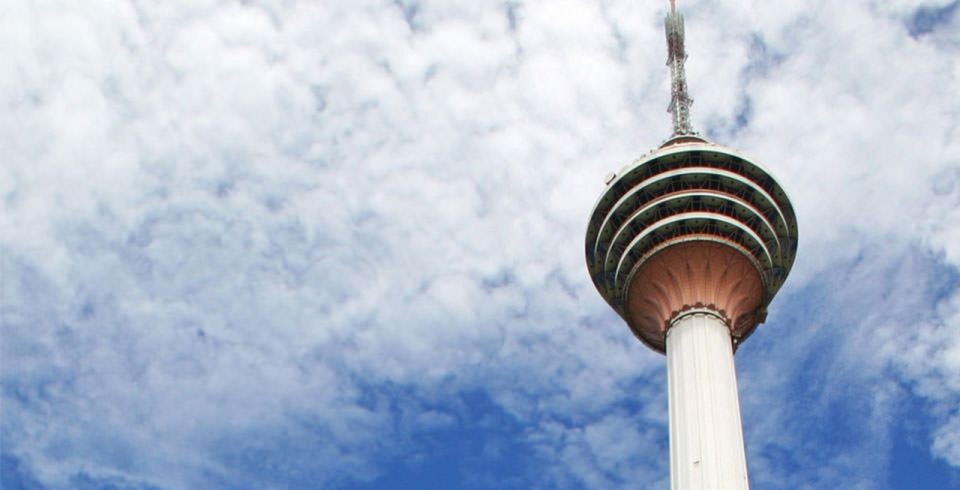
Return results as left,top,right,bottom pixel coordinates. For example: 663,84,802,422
2,1,960,488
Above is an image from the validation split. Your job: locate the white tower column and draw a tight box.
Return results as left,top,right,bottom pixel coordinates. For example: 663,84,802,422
666,311,749,490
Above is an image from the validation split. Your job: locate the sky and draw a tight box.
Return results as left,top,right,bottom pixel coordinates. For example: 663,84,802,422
1,0,959,488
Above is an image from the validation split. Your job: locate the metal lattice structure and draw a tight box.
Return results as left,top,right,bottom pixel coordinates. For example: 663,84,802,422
666,1,694,136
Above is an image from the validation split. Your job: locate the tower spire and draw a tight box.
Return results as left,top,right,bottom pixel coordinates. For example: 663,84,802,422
665,0,694,136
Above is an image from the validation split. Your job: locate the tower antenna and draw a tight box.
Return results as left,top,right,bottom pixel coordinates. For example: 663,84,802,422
665,0,694,135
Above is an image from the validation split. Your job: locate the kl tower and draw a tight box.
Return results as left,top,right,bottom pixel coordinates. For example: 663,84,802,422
584,1,798,488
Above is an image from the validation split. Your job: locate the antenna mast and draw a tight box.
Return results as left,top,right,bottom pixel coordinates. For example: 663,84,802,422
665,0,694,136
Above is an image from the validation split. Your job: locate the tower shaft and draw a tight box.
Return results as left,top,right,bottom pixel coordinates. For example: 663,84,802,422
667,312,749,490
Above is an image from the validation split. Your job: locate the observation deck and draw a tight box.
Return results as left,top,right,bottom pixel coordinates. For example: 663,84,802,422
585,135,798,353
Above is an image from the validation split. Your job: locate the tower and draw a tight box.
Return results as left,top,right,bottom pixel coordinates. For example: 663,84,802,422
584,2,798,489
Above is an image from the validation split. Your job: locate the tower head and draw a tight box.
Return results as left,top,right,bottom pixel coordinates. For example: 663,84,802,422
584,3,798,353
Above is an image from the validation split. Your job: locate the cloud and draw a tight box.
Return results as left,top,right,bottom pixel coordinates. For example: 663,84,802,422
1,0,959,488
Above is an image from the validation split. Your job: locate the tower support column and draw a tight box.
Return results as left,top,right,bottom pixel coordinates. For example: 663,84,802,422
666,310,750,490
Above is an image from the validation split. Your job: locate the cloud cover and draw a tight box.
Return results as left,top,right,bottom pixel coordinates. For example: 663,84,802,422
1,0,959,488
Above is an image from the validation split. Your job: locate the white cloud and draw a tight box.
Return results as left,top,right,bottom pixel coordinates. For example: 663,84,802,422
1,0,959,488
